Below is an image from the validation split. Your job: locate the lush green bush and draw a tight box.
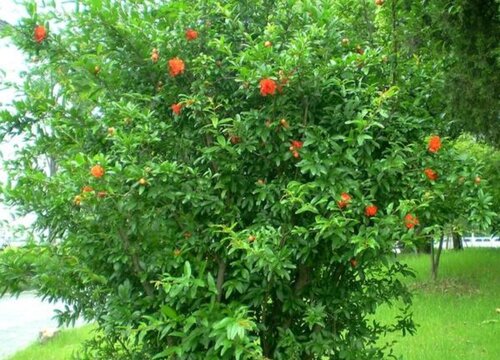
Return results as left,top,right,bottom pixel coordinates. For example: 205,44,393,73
0,0,494,359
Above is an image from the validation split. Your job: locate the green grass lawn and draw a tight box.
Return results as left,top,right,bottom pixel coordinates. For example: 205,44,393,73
8,249,499,359
8,325,94,360
377,248,500,360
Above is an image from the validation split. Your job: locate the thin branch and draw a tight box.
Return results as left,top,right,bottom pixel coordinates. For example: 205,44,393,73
303,96,309,126
294,264,311,295
0,19,11,30
361,0,375,43
216,257,226,302
118,228,154,297
391,0,399,86
116,336,132,358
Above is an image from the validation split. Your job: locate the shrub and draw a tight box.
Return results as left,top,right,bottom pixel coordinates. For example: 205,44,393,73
0,0,494,359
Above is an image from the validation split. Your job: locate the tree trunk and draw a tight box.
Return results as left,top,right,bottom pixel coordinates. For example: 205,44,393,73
431,235,444,281
452,232,463,250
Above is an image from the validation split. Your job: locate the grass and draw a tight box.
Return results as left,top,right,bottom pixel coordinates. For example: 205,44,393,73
7,249,499,359
377,248,500,360
8,325,94,360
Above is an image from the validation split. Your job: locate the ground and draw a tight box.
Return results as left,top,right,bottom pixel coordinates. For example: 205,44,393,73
377,248,500,359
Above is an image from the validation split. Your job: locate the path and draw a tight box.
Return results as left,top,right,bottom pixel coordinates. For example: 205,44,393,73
0,292,83,359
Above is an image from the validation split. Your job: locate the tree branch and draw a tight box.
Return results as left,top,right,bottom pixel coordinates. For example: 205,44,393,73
391,0,399,86
0,19,11,30
118,228,154,297
294,264,311,294
216,257,226,302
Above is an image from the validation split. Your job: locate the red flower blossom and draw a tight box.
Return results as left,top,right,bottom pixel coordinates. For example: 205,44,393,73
350,258,358,268
34,25,47,43
171,103,182,115
428,135,442,153
82,185,93,193
90,165,105,178
168,57,185,77
185,29,198,41
365,204,378,217
424,168,438,181
289,140,304,158
338,192,352,209
404,214,419,229
259,78,277,96
405,214,420,229
290,140,303,150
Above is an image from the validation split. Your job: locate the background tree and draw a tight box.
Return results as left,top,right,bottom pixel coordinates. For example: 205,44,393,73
390,0,500,144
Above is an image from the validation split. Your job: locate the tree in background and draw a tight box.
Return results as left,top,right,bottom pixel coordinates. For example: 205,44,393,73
437,0,499,145
0,0,495,359
455,135,500,232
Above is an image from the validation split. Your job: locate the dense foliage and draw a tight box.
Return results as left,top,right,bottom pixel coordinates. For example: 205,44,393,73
0,0,495,359
434,0,499,144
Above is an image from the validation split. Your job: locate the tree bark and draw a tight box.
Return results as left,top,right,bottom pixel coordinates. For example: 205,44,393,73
118,228,154,297
452,231,463,250
431,235,444,281
216,257,226,303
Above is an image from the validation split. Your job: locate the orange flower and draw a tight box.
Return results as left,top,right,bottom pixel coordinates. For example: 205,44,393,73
171,103,182,115
90,165,105,178
424,168,438,181
34,25,47,43
97,191,107,198
350,258,358,268
151,48,159,63
365,204,378,217
338,192,352,209
168,57,185,77
428,135,442,153
185,29,198,41
289,140,304,158
404,214,419,229
82,185,93,193
290,140,303,150
259,78,277,96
